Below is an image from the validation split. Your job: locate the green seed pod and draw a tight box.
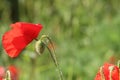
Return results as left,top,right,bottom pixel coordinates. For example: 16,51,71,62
35,40,45,55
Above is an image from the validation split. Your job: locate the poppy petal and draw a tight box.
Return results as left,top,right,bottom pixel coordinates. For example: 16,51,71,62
11,22,42,43
94,71,101,80
94,63,119,80
2,22,43,58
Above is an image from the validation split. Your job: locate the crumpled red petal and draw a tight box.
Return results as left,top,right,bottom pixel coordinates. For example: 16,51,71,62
111,64,119,80
94,63,119,80
2,22,43,58
103,63,119,80
94,71,101,80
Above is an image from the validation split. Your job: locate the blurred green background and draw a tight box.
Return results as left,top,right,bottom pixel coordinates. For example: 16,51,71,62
0,0,120,80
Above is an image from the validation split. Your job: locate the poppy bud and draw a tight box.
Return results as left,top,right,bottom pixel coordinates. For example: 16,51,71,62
35,40,45,55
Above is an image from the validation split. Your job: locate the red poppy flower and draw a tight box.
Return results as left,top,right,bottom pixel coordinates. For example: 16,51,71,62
2,22,43,58
94,63,119,80
0,66,18,80
8,66,19,80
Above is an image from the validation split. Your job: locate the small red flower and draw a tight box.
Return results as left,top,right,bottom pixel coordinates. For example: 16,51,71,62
0,66,18,80
8,66,19,80
2,22,43,58
95,63,119,80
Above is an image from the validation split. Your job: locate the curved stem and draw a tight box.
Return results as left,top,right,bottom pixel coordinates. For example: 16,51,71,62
36,35,64,80
42,41,64,80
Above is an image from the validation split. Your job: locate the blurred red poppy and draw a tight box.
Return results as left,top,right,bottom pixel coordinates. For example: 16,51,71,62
0,66,18,80
0,66,5,80
95,63,119,80
8,66,19,80
2,22,43,58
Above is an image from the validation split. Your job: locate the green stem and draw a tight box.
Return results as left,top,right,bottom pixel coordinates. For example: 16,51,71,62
42,41,64,80
5,70,11,80
117,60,120,68
29,58,36,80
35,35,64,80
